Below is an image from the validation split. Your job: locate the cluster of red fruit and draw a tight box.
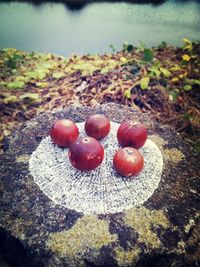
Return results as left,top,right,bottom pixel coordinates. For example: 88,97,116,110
50,114,147,178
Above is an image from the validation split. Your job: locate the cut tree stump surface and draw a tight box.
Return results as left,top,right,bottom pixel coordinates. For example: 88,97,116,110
0,103,199,267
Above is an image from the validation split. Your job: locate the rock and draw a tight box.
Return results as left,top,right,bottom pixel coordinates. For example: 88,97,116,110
0,103,199,267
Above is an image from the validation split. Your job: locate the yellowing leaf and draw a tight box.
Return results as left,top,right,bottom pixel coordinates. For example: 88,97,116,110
0,81,7,87
7,81,25,89
64,67,73,73
3,95,18,104
2,48,10,52
82,70,91,76
192,79,200,86
38,62,52,70
71,61,98,75
51,62,59,69
72,62,91,71
42,53,52,60
184,85,192,91
150,66,160,77
108,60,117,68
169,65,181,72
93,59,104,66
182,38,191,44
100,67,109,74
182,38,192,51
179,72,188,79
160,67,171,77
171,77,179,83
36,82,48,88
15,75,29,82
120,57,127,63
140,77,150,90
37,71,47,80
27,70,46,80
124,89,131,99
52,72,65,79
19,93,40,101
182,54,191,62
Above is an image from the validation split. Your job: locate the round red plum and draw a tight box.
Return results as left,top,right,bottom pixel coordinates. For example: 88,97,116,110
50,119,79,148
117,121,147,149
69,136,104,171
85,114,110,140
113,147,144,177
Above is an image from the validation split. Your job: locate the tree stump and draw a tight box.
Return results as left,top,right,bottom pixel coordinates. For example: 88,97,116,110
0,103,199,267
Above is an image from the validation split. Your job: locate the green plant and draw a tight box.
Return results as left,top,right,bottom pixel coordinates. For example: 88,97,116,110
123,42,134,53
109,44,116,53
5,54,22,69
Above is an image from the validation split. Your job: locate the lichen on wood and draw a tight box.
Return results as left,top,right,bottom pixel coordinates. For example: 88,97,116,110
47,215,117,258
124,206,170,249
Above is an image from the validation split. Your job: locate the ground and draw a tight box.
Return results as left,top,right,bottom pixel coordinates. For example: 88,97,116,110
0,39,200,154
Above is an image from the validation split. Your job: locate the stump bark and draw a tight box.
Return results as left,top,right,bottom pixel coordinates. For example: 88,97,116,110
0,103,199,267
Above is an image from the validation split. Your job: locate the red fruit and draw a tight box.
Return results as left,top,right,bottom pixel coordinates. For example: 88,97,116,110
117,121,147,149
50,119,79,148
69,137,104,171
113,147,144,177
85,114,110,140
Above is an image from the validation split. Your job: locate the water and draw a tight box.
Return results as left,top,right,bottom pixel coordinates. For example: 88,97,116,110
0,1,200,56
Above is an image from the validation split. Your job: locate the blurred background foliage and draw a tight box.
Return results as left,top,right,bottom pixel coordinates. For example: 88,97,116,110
0,38,199,153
